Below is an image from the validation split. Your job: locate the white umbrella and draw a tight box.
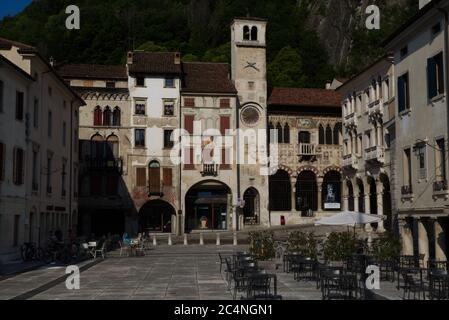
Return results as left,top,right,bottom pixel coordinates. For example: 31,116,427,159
315,211,384,227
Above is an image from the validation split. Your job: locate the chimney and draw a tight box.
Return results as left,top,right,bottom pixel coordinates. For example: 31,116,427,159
325,81,332,90
127,51,133,65
174,52,181,65
49,56,55,67
419,0,431,9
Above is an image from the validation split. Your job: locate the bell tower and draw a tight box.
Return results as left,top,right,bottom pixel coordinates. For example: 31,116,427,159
231,17,270,228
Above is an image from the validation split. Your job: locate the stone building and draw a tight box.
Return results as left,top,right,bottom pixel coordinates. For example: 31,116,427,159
267,88,343,226
0,38,84,262
338,56,395,233
383,0,449,262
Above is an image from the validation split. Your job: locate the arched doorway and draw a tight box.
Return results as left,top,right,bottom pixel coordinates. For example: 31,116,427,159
139,200,175,233
380,174,393,232
269,170,291,211
368,176,378,230
148,160,161,196
296,171,318,216
322,171,342,211
347,180,355,211
243,188,260,225
356,179,365,213
185,181,231,232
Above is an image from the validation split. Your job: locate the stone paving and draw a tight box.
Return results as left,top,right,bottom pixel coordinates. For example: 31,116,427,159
0,245,404,300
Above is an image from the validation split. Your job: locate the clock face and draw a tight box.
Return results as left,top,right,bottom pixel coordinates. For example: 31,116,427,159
241,105,260,126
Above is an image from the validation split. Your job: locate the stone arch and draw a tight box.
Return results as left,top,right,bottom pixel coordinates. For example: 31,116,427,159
296,165,319,177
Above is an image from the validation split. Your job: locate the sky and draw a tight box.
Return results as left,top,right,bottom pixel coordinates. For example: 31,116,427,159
0,0,33,19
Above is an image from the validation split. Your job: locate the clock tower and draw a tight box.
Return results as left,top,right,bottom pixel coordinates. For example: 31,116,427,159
231,17,270,228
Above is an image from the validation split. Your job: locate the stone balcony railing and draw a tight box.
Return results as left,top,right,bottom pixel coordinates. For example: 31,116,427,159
298,143,317,156
368,100,383,117
401,185,413,196
342,154,358,170
201,163,219,177
364,146,385,163
344,112,357,128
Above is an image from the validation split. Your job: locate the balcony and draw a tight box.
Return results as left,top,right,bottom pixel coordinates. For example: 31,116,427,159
342,154,358,170
364,146,385,163
82,157,123,174
368,100,383,117
201,163,219,177
298,143,317,162
344,112,357,129
433,180,449,199
401,185,413,196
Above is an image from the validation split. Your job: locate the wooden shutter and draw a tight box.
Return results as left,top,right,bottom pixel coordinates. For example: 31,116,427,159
149,167,161,194
437,53,445,95
136,168,146,187
185,115,194,135
184,147,195,169
220,116,230,135
163,168,173,186
220,148,231,170
428,57,437,99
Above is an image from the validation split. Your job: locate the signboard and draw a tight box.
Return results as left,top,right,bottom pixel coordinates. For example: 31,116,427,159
324,183,341,210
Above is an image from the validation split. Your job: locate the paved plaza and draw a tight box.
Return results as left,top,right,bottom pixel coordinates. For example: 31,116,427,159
0,244,403,301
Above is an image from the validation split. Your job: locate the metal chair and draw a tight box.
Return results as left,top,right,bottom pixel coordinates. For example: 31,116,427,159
401,272,426,300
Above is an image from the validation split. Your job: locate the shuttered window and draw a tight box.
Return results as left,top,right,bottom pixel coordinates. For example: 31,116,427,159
427,53,444,100
220,116,230,136
185,115,194,135
13,148,24,185
16,91,24,121
398,73,410,113
136,168,147,187
163,168,173,186
220,148,232,170
184,148,195,169
148,161,161,195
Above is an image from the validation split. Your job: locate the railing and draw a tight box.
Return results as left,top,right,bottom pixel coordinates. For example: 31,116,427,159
298,143,316,156
344,112,357,128
368,100,383,117
201,163,219,177
342,154,358,169
364,146,385,162
401,185,413,195
434,180,448,192
82,157,123,174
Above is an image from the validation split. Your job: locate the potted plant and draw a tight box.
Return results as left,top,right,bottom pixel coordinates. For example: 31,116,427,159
323,232,357,265
248,231,276,271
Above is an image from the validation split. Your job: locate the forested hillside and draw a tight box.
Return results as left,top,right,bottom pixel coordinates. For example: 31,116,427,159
0,0,419,87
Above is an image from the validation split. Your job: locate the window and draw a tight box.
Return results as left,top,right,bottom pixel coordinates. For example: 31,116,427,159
106,81,116,88
326,125,333,145
136,77,145,87
32,150,38,191
436,139,447,183
164,130,174,149
165,78,175,88
46,155,52,194
106,135,119,159
164,101,175,116
243,26,250,40
248,82,255,90
48,110,52,138
0,80,4,112
427,53,444,100
74,129,78,153
13,215,20,247
400,46,408,59
61,161,67,197
106,175,118,196
112,107,121,126
135,100,146,115
251,26,258,41
103,106,112,126
416,144,427,180
384,79,390,101
220,116,230,136
163,168,173,186
184,98,195,107
13,148,24,185
184,147,195,169
432,22,442,36
33,98,39,128
16,91,24,121
185,115,194,135
220,99,230,108
283,124,290,144
398,73,410,113
136,168,146,187
148,161,161,195
276,123,283,144
94,106,102,126
319,125,325,145
269,170,291,211
62,122,67,147
404,148,412,188
135,129,145,147
74,167,78,198
0,142,4,181
333,123,342,145
366,132,371,149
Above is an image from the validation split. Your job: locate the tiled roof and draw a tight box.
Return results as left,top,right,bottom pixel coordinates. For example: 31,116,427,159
268,87,341,108
182,62,237,94
0,54,35,81
56,64,128,80
0,37,35,50
128,52,182,75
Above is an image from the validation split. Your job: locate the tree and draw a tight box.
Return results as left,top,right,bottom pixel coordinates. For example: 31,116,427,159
268,46,306,88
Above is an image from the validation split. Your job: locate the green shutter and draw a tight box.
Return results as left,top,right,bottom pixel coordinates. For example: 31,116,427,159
428,56,437,99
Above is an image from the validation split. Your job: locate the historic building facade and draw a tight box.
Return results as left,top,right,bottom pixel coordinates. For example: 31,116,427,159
0,38,83,262
383,0,449,262
267,88,343,226
338,57,395,233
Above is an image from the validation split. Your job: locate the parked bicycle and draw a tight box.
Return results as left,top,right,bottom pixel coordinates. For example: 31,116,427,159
20,242,43,262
